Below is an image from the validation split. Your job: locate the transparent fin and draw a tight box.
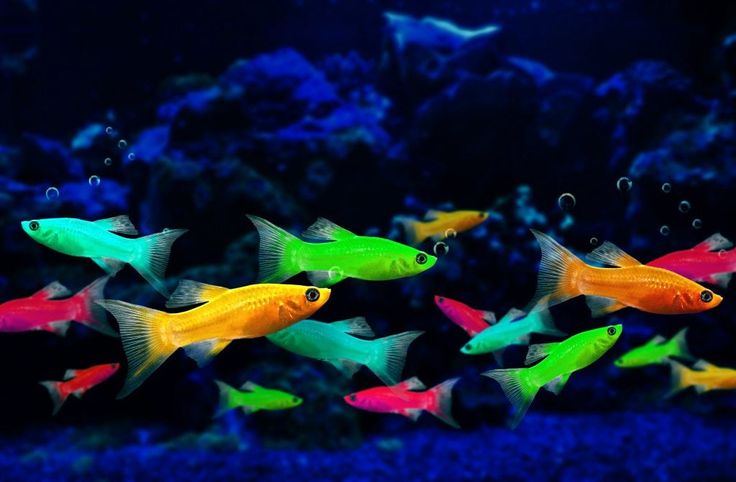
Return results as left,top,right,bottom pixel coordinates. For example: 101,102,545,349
586,241,641,267
302,217,356,241
166,280,228,308
31,281,71,300
94,215,139,235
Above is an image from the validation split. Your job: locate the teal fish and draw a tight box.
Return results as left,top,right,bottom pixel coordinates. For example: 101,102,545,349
215,380,302,417
21,216,186,296
614,327,695,368
267,317,423,386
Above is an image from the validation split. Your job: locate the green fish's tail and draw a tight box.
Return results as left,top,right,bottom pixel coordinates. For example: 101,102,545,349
130,228,188,297
214,380,238,417
483,367,539,429
366,330,424,386
39,380,69,415
247,215,303,283
668,327,696,362
96,300,177,399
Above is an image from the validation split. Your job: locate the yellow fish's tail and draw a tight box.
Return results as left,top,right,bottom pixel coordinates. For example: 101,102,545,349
96,300,177,399
247,215,304,283
130,228,188,297
665,359,694,398
395,216,426,246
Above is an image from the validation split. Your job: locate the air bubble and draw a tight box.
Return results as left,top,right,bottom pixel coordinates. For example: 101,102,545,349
127,152,136,161
118,139,127,149
692,218,702,230
444,228,457,239
590,237,599,246
661,183,671,193
557,193,576,211
616,177,632,192
678,200,691,213
45,187,59,200
433,242,449,256
105,126,114,136
88,175,101,187
719,249,727,258
104,157,112,166
660,225,670,236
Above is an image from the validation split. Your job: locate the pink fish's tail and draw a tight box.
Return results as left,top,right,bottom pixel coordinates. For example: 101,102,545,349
425,377,461,428
74,276,118,337
39,381,69,415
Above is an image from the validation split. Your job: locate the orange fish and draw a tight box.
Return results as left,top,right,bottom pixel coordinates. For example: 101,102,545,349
397,210,489,245
526,231,722,317
39,362,120,415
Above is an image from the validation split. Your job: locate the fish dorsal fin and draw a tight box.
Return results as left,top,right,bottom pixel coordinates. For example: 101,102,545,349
423,209,446,221
587,241,641,267
330,317,375,338
645,335,666,346
693,360,715,371
693,233,733,252
94,215,139,236
476,310,496,324
165,280,228,308
63,369,78,380
31,281,72,300
394,377,426,391
241,381,263,392
302,218,356,241
499,308,526,324
525,342,560,365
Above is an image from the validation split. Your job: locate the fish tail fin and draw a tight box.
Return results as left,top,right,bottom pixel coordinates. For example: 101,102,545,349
97,300,176,398
670,327,696,362
530,309,566,337
213,380,237,418
247,215,303,283
74,275,118,337
366,330,424,386
524,230,586,313
129,228,188,297
39,381,69,415
483,367,539,429
426,377,461,428
665,359,693,398
395,216,425,246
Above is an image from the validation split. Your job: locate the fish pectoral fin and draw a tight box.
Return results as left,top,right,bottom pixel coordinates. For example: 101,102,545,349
94,215,139,236
301,218,356,241
400,409,422,421
307,269,346,287
694,384,711,394
543,373,571,395
240,381,264,392
241,406,258,415
394,377,427,391
328,359,363,378
41,321,72,336
516,333,530,345
71,389,85,399
586,241,641,267
182,339,231,367
31,281,72,300
329,317,374,338
704,273,733,289
165,280,228,308
585,296,626,318
525,342,560,365
693,233,733,252
92,257,125,276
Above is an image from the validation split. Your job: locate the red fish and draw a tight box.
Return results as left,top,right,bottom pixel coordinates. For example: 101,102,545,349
39,363,120,414
647,233,736,288
0,276,115,337
343,377,460,427
434,295,496,337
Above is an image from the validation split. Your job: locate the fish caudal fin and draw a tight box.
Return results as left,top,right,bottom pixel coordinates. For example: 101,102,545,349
97,300,176,398
74,276,117,337
395,216,425,246
530,309,566,338
39,381,69,415
670,327,696,363
247,215,303,283
426,377,461,428
214,380,237,417
129,228,188,297
665,359,693,398
524,230,585,313
483,367,539,429
366,330,424,386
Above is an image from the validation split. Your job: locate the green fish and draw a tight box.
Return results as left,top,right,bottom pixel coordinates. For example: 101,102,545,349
214,380,302,416
460,304,565,365
614,327,694,368
484,324,622,428
266,317,423,385
21,216,187,297
247,216,437,287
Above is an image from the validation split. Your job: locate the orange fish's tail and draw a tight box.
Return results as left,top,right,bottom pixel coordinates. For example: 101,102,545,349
425,377,461,428
74,276,118,337
524,230,586,313
39,381,69,415
394,216,426,246
96,300,177,399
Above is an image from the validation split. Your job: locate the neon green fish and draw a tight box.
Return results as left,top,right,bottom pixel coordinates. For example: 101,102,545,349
247,216,436,287
21,216,187,297
484,324,622,428
266,317,423,385
214,380,302,417
614,327,695,368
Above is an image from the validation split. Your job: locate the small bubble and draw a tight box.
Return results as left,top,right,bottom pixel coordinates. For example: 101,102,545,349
590,237,599,246
88,175,101,187
692,218,702,230
45,187,59,200
557,193,576,211
433,241,449,256
660,225,670,236
661,182,671,193
678,200,691,213
719,249,727,258
118,139,127,149
104,157,112,166
105,126,114,135
127,152,136,161
444,228,457,239
616,177,632,192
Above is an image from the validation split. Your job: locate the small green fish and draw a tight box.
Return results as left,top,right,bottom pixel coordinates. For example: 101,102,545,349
266,317,423,385
614,327,694,368
214,380,302,417
484,324,622,428
460,305,565,365
247,216,437,287
21,216,187,297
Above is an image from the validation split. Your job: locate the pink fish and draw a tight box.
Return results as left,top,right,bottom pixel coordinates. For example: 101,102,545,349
39,362,120,414
434,295,495,337
0,276,115,337
647,233,736,288
344,377,460,427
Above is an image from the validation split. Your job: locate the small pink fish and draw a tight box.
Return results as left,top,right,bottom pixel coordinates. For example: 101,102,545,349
0,276,115,337
344,377,460,427
39,362,120,414
434,295,495,337
647,233,736,288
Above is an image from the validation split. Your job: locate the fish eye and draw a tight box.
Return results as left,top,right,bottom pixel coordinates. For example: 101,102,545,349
349,394,357,402
437,297,445,304
416,253,428,265
29,220,40,231
464,343,472,350
607,326,617,336
305,288,320,302
700,290,713,303
292,396,300,403
479,212,486,218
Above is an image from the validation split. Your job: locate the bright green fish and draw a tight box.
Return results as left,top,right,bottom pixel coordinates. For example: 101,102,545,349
460,304,565,365
247,215,437,287
214,380,302,417
484,324,622,428
614,327,694,368
21,216,187,297
266,317,423,385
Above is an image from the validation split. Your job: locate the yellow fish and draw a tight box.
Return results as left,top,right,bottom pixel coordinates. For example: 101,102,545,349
397,210,489,246
668,359,736,397
99,281,330,398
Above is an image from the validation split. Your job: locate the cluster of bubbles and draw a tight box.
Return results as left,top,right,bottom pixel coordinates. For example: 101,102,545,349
432,228,457,256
